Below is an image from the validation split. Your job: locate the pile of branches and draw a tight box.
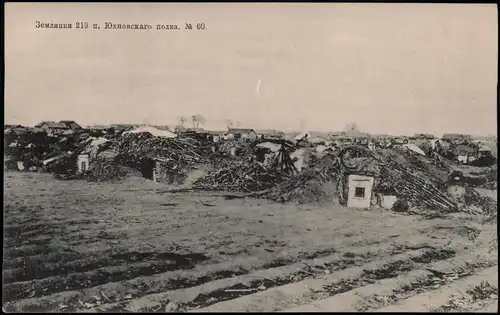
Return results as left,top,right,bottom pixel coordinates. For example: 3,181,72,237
192,161,285,192
114,132,212,171
262,168,337,204
82,158,128,182
155,158,196,185
375,149,459,212
255,152,343,203
374,149,496,214
466,189,498,216
382,147,448,182
5,130,107,174
5,132,62,169
217,139,254,158
79,137,115,159
46,153,78,175
116,133,210,159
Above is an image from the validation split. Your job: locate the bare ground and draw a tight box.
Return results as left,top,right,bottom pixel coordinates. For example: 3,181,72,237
3,172,498,312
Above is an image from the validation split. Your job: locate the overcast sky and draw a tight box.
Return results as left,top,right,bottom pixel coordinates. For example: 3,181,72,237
4,3,498,135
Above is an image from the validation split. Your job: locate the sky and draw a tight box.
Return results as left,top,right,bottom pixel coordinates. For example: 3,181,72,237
4,3,498,136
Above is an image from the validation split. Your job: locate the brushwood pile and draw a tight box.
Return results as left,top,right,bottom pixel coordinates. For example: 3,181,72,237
4,127,497,215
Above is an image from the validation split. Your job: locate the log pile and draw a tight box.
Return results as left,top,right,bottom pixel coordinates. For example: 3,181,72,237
375,149,459,212
115,133,211,163
46,153,78,175
262,169,336,203
4,130,119,173
466,189,498,216
192,161,285,192
255,152,343,203
4,132,67,169
114,133,213,181
81,158,128,182
217,139,254,158
379,164,459,212
378,148,449,182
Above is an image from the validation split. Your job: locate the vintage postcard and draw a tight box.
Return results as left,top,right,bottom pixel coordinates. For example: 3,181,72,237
3,2,498,313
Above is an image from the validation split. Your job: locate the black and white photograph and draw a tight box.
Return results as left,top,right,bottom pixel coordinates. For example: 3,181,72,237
3,2,498,312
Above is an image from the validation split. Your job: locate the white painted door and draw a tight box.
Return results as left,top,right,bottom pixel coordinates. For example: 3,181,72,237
347,175,374,209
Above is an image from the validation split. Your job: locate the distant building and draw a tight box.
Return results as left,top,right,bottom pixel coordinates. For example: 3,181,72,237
409,134,436,153
295,132,309,142
255,129,285,139
330,131,370,143
340,131,370,139
308,131,332,140
371,134,397,140
88,125,110,131
413,133,435,139
34,121,69,134
110,124,137,132
329,132,342,138
4,125,28,135
442,133,472,143
205,130,225,136
227,128,257,140
393,137,409,145
59,120,82,131
151,125,173,131
203,130,225,143
186,128,205,133
5,124,23,129
174,126,209,134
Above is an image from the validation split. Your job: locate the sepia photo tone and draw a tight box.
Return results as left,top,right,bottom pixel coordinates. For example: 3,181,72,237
3,2,498,312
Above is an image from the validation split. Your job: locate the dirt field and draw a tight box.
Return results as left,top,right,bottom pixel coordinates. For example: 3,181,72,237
3,172,498,312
